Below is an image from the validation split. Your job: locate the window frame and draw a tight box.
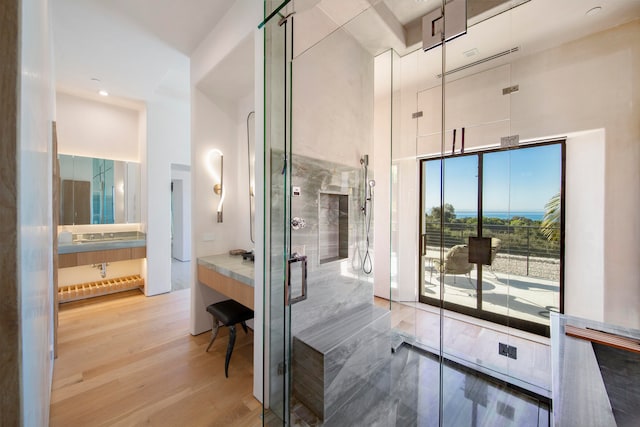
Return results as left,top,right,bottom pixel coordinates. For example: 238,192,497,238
418,139,566,337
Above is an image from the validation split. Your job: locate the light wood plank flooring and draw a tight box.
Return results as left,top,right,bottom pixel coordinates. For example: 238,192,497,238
50,289,261,427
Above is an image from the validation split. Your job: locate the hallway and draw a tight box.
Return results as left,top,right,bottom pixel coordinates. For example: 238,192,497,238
50,289,260,426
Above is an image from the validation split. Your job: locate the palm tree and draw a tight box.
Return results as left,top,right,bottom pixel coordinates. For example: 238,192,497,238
541,192,560,242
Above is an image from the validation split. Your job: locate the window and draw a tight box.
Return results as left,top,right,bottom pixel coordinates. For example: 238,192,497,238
419,141,564,336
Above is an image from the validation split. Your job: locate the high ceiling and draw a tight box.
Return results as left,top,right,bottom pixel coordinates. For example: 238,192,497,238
52,0,640,108
51,0,235,104
290,0,640,74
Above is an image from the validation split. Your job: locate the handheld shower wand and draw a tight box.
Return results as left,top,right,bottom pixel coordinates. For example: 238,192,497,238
361,178,375,275
367,179,375,200
360,155,370,213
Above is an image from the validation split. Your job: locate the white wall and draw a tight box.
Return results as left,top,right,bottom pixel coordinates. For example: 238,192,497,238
56,92,141,161
236,94,256,251
191,91,239,262
510,21,640,328
191,1,260,86
189,89,247,382
373,51,393,299
564,130,605,321
190,0,262,401
144,95,190,296
386,20,640,328
292,28,373,167
19,0,55,424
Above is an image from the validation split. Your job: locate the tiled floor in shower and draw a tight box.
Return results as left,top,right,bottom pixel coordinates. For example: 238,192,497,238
291,343,549,427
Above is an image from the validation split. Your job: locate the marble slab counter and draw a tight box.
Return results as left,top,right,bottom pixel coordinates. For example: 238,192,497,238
58,238,146,254
197,254,255,287
551,313,640,426
197,253,255,310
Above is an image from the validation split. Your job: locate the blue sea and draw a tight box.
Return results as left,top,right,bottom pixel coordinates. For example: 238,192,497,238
456,211,545,221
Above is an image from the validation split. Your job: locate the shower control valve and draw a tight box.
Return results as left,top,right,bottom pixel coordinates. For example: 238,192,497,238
291,217,306,230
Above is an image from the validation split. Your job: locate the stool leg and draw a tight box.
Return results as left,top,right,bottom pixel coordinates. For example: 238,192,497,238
206,316,220,352
240,321,248,334
225,324,237,378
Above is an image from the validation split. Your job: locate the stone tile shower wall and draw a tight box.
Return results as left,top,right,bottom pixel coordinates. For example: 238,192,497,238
272,151,372,336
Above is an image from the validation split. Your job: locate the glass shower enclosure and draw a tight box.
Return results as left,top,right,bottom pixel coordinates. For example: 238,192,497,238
262,0,640,425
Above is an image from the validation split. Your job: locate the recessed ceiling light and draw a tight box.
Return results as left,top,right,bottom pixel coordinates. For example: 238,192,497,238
98,90,109,97
586,6,602,16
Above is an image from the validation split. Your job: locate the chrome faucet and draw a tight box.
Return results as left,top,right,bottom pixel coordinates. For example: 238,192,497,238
93,262,108,278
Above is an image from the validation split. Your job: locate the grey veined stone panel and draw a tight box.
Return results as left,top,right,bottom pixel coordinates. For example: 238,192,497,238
292,304,391,421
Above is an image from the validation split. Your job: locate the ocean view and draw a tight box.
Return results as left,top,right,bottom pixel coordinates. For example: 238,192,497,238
456,211,545,221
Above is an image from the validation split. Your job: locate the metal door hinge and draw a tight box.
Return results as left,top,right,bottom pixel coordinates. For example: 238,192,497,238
277,361,287,375
422,0,467,52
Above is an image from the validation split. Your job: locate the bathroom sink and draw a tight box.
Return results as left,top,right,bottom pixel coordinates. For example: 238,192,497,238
71,232,145,244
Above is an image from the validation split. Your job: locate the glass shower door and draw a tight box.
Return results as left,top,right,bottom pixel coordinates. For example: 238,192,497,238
262,1,292,424
263,0,383,425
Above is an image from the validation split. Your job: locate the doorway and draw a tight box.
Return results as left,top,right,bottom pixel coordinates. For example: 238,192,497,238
171,164,191,291
419,141,564,336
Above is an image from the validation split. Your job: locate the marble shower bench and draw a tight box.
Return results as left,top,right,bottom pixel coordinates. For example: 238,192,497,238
292,304,391,422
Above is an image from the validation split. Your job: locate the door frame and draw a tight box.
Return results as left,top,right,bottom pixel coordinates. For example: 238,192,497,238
418,139,566,337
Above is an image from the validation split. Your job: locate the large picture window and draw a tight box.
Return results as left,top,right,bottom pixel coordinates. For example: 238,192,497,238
419,141,564,336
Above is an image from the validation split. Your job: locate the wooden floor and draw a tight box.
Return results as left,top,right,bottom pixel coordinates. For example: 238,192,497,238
50,289,262,427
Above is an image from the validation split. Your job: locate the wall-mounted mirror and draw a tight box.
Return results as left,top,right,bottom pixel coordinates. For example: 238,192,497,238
59,154,140,225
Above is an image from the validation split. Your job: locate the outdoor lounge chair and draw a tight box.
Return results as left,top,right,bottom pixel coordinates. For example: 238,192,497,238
431,244,474,286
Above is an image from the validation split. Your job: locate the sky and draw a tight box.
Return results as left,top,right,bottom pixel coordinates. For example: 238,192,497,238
423,143,562,214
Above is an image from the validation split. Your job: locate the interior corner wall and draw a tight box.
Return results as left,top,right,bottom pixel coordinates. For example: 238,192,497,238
564,130,605,321
509,21,640,328
373,51,392,299
55,92,140,161
189,0,262,400
190,89,241,335
292,27,374,166
191,0,260,85
236,93,256,251
388,20,640,327
144,96,190,296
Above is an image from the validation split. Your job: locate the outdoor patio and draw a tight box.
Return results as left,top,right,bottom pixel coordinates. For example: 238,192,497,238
422,251,560,326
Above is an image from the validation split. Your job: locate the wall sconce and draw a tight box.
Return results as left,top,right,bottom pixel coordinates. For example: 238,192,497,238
206,149,224,223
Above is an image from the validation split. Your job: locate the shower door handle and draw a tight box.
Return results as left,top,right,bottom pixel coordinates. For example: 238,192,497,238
286,254,307,305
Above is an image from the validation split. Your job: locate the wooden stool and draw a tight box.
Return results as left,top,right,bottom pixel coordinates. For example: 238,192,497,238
205,300,254,377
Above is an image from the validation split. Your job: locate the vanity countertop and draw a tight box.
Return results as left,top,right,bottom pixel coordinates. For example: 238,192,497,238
197,253,254,287
58,238,146,254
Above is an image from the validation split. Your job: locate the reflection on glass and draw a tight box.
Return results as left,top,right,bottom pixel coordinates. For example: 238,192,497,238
422,156,479,310
483,145,562,325
59,154,140,225
420,143,562,333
